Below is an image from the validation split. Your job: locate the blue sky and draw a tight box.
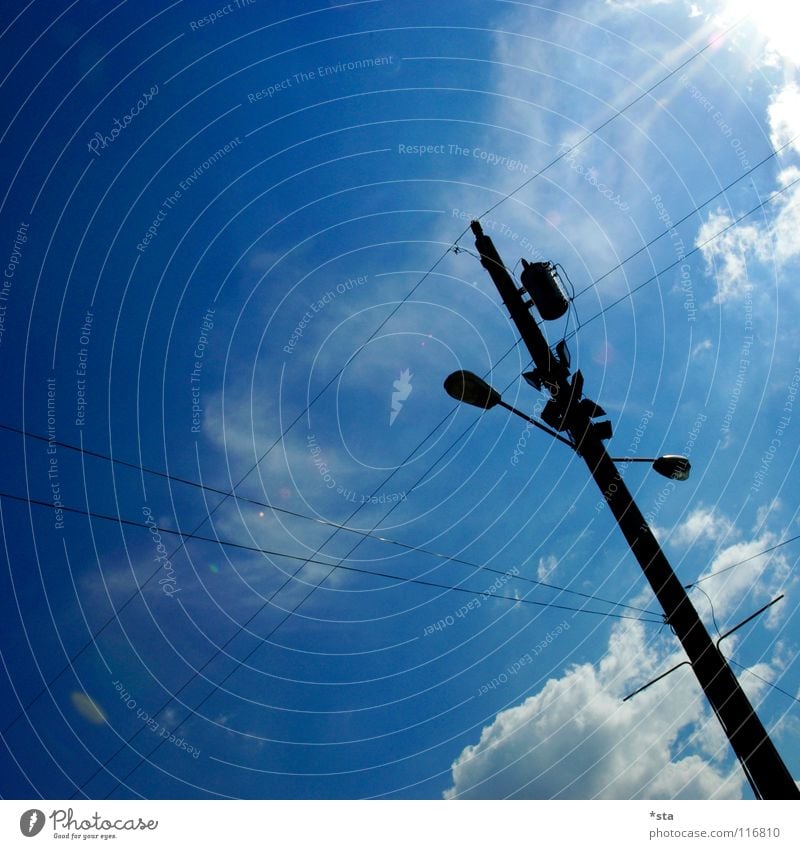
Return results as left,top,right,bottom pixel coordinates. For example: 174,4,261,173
0,0,798,800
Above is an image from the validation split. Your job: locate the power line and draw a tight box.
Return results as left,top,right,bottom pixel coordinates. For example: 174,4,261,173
691,583,722,637
572,132,800,300
50,398,658,798
118,234,459,607
0,490,655,623
77,369,545,797
455,129,799,354
13,217,467,745
687,533,800,587
0,422,650,615
729,659,800,707
467,15,748,226
564,172,800,339
464,130,789,337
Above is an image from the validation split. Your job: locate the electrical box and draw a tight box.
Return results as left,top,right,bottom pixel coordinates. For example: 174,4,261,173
520,259,569,320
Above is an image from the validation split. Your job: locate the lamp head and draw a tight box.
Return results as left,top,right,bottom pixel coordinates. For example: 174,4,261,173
652,455,691,481
443,370,502,409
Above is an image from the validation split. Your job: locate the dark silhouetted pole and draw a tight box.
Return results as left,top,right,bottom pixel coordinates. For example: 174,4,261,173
469,220,799,800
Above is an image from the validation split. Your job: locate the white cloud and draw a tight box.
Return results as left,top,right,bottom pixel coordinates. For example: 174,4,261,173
604,0,674,7
693,59,800,302
695,210,765,303
754,498,781,530
667,505,736,547
770,166,800,262
696,166,800,303
717,0,800,68
445,618,744,798
537,554,558,582
690,531,795,628
768,84,800,156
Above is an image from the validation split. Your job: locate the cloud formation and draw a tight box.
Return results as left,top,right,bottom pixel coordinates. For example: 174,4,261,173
445,501,797,799
696,79,800,303
666,505,736,547
445,617,744,799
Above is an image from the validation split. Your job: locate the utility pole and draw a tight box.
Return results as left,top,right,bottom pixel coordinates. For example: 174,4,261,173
468,220,799,800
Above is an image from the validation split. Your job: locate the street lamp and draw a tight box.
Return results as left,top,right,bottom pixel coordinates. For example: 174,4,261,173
614,454,691,481
444,370,691,479
443,370,501,409
445,369,574,447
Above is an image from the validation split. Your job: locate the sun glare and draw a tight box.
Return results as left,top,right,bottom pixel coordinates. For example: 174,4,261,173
723,0,800,65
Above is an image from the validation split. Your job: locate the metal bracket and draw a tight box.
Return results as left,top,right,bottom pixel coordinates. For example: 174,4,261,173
715,595,784,651
622,595,785,703
622,660,691,702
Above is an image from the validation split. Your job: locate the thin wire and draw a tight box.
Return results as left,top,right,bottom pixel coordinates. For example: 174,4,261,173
691,584,721,637
464,131,800,341
46,241,462,777
0,483,662,797
0,491,657,623
564,173,800,340
555,263,576,300
572,131,800,301
729,660,800,707
100,524,653,796
455,244,521,284
687,533,800,587
469,15,748,226
555,263,580,339
0,422,650,613
0,341,508,740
